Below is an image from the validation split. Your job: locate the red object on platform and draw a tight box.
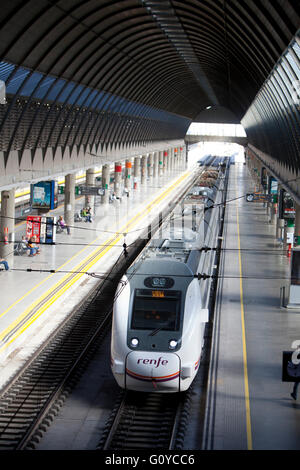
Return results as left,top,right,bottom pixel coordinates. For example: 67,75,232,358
3,227,8,245
26,216,42,243
115,164,122,172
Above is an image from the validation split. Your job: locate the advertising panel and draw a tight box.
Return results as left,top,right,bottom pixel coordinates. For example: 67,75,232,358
30,181,55,210
269,177,278,194
291,249,300,285
283,192,295,219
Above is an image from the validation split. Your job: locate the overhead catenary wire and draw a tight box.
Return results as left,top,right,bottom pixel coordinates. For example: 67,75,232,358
2,266,295,283
2,239,292,253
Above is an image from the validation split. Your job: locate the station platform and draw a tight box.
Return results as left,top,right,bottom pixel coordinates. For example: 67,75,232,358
0,165,194,392
202,163,300,450
2,161,300,451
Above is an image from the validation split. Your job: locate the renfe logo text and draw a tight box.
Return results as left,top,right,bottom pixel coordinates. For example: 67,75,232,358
137,356,168,368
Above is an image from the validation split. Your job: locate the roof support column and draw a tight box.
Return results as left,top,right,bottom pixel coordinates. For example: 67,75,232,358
133,157,140,190
125,159,132,195
64,173,75,235
114,162,122,199
265,173,276,225
185,145,188,169
159,151,163,176
178,146,183,170
141,155,147,185
170,148,174,172
276,186,285,242
294,205,300,246
269,193,277,225
101,164,110,204
163,150,169,174
182,146,186,170
148,153,153,180
153,152,159,179
0,188,15,266
174,147,178,170
85,168,95,207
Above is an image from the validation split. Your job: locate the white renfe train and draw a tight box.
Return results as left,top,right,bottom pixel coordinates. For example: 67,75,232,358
110,160,227,393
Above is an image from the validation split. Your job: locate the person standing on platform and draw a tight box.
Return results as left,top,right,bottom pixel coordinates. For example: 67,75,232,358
291,381,299,400
287,359,300,400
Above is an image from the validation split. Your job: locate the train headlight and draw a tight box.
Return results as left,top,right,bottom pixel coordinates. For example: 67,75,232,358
169,340,178,349
130,338,139,347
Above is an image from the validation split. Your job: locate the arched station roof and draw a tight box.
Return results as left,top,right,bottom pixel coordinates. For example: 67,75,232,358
0,0,299,169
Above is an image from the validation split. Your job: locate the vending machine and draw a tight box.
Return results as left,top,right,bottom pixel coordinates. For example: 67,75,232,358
26,216,46,243
45,216,57,244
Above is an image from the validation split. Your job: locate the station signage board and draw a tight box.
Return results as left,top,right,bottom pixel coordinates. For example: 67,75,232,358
76,186,105,196
245,193,272,202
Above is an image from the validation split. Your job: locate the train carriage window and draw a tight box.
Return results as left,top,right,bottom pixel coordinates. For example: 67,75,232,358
131,289,181,331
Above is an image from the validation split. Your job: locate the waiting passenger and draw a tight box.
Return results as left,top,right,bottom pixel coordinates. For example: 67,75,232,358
58,216,70,234
74,212,82,222
21,236,28,249
0,258,9,271
86,207,92,223
110,192,116,203
291,381,299,400
28,236,40,256
20,236,29,255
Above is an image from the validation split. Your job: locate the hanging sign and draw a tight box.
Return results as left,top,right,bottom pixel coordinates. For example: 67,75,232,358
77,186,105,196
245,193,272,202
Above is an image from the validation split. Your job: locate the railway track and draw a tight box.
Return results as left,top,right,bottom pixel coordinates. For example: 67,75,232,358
98,390,192,450
0,238,145,450
98,158,230,451
0,159,224,450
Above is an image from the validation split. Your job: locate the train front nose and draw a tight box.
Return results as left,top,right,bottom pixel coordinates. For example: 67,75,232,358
125,351,180,392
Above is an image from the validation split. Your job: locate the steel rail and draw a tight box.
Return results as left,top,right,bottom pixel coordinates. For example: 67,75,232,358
0,163,216,450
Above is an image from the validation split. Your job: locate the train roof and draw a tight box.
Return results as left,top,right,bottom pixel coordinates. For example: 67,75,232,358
127,256,195,279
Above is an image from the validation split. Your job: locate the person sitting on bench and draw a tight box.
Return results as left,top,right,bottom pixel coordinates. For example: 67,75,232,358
28,236,40,256
0,258,9,270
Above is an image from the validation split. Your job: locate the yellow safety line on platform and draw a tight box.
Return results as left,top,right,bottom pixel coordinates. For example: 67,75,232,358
235,169,253,450
0,170,190,352
0,223,104,321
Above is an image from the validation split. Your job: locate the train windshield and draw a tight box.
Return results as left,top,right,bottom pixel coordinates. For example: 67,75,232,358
131,289,181,331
